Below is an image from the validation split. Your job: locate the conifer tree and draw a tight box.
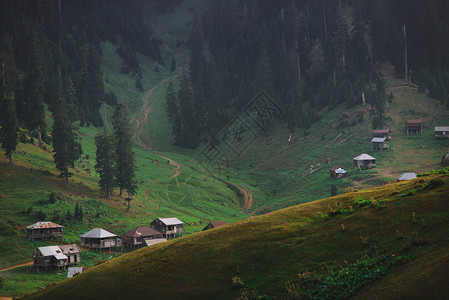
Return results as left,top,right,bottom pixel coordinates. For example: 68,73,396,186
112,104,137,199
166,81,178,123
95,126,116,200
52,67,82,188
254,48,274,96
0,34,18,166
26,30,46,148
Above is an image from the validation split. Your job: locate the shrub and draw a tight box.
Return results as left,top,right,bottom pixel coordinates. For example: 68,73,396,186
49,192,57,204
35,210,47,220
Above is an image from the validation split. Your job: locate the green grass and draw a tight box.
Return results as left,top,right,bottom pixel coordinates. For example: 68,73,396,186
23,172,449,299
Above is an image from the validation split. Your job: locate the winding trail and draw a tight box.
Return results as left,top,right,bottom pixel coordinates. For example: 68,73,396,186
0,261,33,272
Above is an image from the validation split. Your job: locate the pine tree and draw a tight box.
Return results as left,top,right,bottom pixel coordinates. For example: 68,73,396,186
0,34,18,166
170,56,176,73
112,104,138,199
26,30,46,148
254,48,274,96
95,127,116,199
333,1,348,73
52,67,82,188
166,81,178,123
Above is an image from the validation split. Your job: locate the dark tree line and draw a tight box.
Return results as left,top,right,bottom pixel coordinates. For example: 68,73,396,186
167,0,449,148
0,0,162,131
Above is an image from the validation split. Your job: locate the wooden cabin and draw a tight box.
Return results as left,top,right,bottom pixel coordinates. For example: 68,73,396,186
80,228,122,250
59,244,81,265
203,221,227,231
371,137,389,151
372,129,391,140
150,218,184,239
26,221,63,241
122,226,163,248
353,153,376,170
406,119,423,135
435,126,449,139
330,166,347,179
33,246,68,272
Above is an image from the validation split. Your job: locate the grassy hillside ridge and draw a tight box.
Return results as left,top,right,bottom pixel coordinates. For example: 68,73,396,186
26,171,449,299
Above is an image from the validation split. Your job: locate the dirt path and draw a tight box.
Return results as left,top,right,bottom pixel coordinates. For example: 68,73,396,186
0,261,33,272
130,76,181,179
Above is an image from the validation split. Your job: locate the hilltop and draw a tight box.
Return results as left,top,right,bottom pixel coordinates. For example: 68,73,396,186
26,170,449,299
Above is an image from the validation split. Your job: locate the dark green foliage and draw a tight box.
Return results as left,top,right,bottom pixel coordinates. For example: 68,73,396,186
170,56,176,73
52,67,82,188
25,30,46,146
330,185,337,197
48,192,57,204
95,128,117,199
135,78,143,91
165,81,178,123
112,104,138,197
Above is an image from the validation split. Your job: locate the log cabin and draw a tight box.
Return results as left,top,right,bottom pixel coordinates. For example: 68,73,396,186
80,228,122,251
150,218,184,239
203,221,227,231
26,221,63,241
33,246,68,272
122,226,163,248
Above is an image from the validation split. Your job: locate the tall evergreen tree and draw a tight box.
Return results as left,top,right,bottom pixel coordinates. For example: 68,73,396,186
0,33,18,166
52,67,81,188
166,81,178,123
26,30,46,147
254,48,274,96
112,104,137,200
95,127,116,200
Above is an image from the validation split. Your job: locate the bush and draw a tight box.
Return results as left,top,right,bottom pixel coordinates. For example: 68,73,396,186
35,210,47,220
49,192,57,204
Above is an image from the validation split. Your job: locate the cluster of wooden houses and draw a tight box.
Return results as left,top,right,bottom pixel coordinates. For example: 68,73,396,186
27,218,227,272
330,118,448,181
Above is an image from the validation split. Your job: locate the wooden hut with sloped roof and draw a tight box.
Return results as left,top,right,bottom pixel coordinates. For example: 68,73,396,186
203,221,227,231
59,244,81,265
372,129,391,140
353,154,376,170
80,228,122,250
26,222,64,241
150,218,184,239
122,226,163,248
406,119,423,135
33,246,68,272
435,126,449,139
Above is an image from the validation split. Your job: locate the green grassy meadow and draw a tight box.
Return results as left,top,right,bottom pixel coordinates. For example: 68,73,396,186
24,172,449,299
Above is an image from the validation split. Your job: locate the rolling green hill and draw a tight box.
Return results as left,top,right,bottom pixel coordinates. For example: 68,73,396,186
25,170,449,299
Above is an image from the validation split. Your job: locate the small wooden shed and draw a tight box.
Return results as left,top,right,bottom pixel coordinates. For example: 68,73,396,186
330,166,347,179
203,221,227,231
353,153,376,170
406,119,423,135
371,137,389,151
150,218,184,239
33,246,68,272
26,221,64,241
372,129,391,140
80,228,122,250
122,226,163,248
435,126,449,139
59,244,81,265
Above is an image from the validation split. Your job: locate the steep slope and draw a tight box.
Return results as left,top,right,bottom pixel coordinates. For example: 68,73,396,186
26,171,449,299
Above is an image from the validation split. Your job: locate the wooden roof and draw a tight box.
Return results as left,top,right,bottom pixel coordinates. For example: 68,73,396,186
122,226,162,238
27,221,63,229
406,119,423,124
